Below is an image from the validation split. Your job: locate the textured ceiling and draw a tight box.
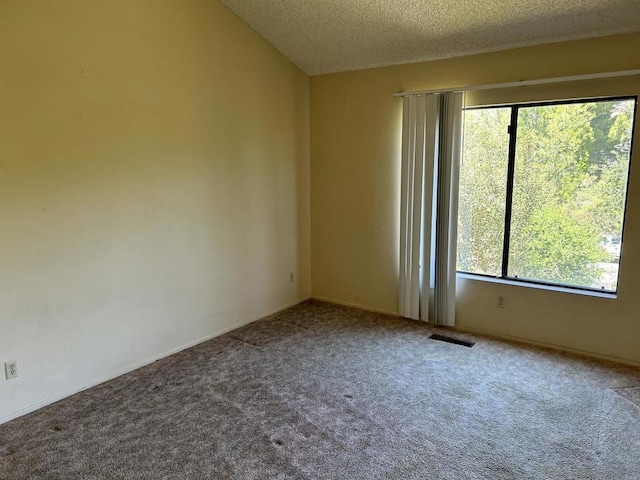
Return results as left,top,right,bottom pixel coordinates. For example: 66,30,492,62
221,0,640,75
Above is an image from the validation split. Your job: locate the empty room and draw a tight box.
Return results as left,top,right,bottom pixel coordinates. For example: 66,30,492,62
1,0,639,478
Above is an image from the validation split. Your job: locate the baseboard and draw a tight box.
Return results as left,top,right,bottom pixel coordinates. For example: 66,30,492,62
311,295,400,317
0,296,310,426
313,296,640,368
454,325,640,368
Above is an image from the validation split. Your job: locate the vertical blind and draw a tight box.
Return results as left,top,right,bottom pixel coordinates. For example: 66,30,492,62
399,92,463,326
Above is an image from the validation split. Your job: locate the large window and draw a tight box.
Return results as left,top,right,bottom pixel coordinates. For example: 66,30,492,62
457,96,637,292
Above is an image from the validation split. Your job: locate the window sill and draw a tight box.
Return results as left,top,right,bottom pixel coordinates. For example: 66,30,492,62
456,272,617,299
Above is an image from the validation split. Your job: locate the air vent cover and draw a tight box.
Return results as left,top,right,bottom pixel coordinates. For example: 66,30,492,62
429,333,474,348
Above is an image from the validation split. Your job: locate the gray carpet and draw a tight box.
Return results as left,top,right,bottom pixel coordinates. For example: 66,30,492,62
1,300,639,480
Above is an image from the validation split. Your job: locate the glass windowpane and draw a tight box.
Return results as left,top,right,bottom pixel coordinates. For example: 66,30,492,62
457,107,511,276
507,99,634,291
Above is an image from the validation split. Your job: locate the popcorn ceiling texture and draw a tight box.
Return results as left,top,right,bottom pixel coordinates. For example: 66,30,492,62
221,0,640,75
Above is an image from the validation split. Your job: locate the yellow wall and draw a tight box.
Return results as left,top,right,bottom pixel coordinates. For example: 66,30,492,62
2,1,638,423
0,0,310,422
310,33,640,365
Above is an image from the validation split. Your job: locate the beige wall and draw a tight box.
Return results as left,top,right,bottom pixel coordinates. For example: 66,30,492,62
2,1,638,424
310,33,640,365
0,0,310,422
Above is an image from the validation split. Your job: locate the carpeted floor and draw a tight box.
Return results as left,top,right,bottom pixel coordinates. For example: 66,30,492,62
1,300,639,479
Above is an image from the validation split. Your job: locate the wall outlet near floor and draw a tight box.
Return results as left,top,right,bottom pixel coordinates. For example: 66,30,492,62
496,296,505,309
289,272,295,283
5,360,17,380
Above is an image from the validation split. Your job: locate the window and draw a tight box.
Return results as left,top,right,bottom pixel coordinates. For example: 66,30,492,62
457,97,637,292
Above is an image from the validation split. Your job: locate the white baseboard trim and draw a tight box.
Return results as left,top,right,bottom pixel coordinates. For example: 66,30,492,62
311,295,400,317
0,297,310,426
313,296,640,367
455,325,640,368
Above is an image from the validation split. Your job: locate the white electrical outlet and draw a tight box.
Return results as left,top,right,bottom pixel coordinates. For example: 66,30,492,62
5,360,17,380
289,272,295,283
496,296,505,309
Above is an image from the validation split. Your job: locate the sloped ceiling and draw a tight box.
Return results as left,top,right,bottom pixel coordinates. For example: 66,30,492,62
221,0,640,75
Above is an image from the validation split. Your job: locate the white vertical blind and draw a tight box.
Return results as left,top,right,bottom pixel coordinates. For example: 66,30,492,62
433,92,463,326
399,96,427,320
399,92,463,325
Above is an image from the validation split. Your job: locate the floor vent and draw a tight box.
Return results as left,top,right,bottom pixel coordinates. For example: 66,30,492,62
429,333,474,348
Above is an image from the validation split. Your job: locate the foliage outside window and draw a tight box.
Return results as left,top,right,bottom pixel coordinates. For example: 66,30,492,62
457,97,636,292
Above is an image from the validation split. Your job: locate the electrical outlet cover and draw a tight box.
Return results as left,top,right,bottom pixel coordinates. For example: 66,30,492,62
5,360,17,379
